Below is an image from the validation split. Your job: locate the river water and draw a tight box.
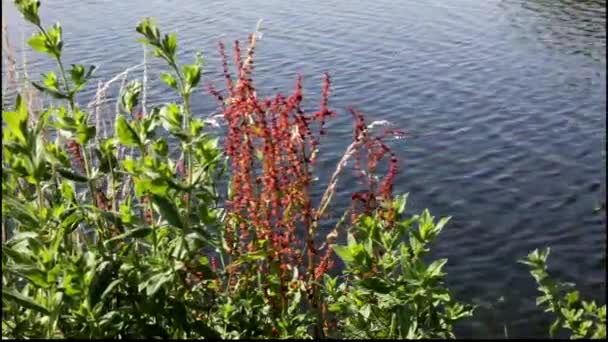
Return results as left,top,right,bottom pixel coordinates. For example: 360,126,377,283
2,0,606,338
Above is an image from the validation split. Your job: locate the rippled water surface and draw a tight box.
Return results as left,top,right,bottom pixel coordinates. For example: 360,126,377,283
3,0,606,338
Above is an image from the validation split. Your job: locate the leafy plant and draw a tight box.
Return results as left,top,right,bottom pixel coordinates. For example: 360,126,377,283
324,195,474,339
7,1,601,340
3,1,222,338
520,248,606,339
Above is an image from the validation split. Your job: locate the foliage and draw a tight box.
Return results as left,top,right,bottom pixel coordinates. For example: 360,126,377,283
4,1,222,338
324,195,474,339
520,248,606,339
3,1,604,340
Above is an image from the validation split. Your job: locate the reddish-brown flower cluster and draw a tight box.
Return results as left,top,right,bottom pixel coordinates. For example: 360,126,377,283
208,34,400,307
348,107,399,224
142,196,153,225
66,139,85,172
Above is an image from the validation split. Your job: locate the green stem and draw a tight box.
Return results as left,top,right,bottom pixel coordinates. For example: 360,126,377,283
149,199,158,256
36,182,44,211
170,62,194,228
35,24,105,248
34,24,74,107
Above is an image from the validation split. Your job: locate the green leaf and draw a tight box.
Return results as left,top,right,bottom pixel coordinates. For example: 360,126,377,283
182,62,201,90
151,194,184,229
359,277,391,294
15,0,41,25
42,71,59,91
333,245,354,264
27,33,49,54
136,17,161,45
76,124,96,145
427,258,448,278
4,94,29,143
162,33,177,58
57,167,89,182
31,81,68,99
328,302,347,313
105,227,153,245
8,266,50,288
153,138,168,156
198,256,209,265
89,261,118,306
567,291,580,307
2,196,39,227
360,304,372,319
115,115,141,147
434,216,450,234
347,232,357,248
146,272,173,296
120,81,142,114
148,178,169,196
46,23,63,56
2,245,35,265
159,103,183,132
160,72,177,89
70,64,85,85
2,289,49,315
73,65,97,93
550,318,562,338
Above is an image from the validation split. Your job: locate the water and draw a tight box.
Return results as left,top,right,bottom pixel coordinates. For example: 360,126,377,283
2,0,606,338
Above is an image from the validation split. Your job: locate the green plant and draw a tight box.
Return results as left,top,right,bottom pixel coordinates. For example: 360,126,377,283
324,195,475,339
3,1,223,338
11,1,601,340
520,248,606,339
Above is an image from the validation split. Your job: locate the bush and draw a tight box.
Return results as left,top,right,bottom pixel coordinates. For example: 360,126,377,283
2,1,604,339
520,248,606,339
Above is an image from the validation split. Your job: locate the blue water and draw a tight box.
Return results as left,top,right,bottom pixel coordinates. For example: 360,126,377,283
2,0,605,338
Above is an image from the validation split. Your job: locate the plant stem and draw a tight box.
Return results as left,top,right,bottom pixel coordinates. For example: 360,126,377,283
170,61,194,229
36,182,44,211
35,23,104,247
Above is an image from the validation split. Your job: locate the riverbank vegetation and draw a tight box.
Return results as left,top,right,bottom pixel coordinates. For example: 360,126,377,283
2,1,605,339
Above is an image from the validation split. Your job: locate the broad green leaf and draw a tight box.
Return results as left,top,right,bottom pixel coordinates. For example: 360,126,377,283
2,245,35,265
2,289,49,315
360,304,372,319
4,94,29,143
89,262,118,306
151,194,184,229
333,245,354,264
57,167,89,182
146,272,173,296
115,115,141,147
2,196,39,227
427,258,448,278
160,72,177,89
12,267,50,288
120,81,142,114
328,302,347,313
182,62,201,89
27,33,49,54
76,124,96,145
